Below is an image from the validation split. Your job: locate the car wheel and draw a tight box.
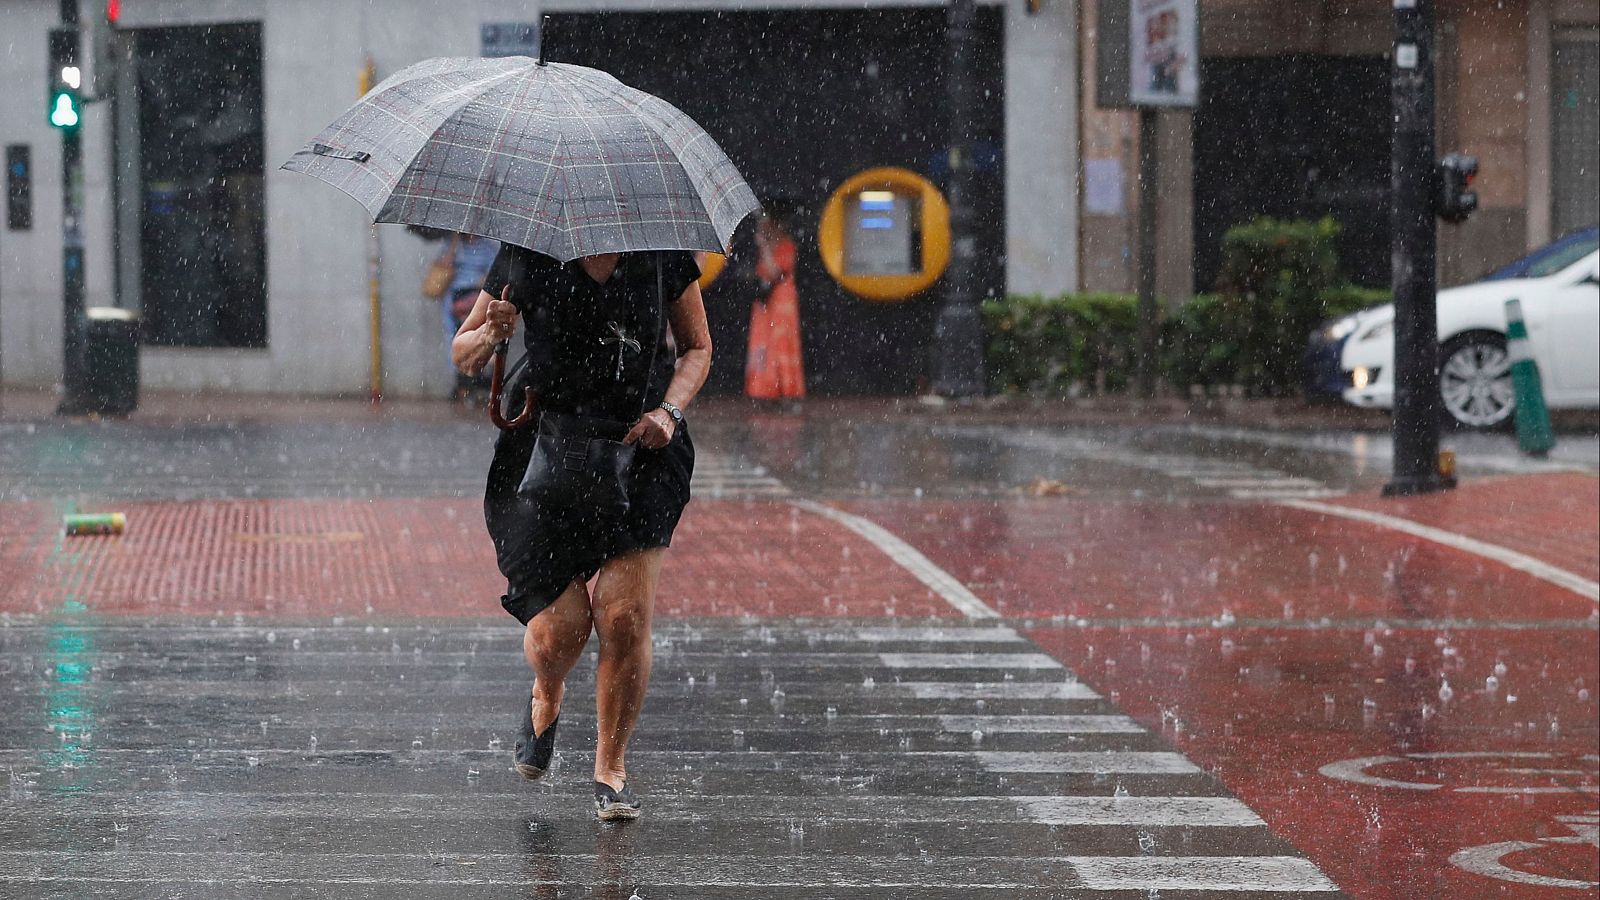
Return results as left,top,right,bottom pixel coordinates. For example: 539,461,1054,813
1439,332,1514,430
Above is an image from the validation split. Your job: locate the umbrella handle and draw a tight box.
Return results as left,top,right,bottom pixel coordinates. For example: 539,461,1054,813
488,341,535,431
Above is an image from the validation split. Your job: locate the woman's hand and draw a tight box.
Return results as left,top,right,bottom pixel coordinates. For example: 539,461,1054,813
624,409,676,449
452,286,518,377
484,287,519,343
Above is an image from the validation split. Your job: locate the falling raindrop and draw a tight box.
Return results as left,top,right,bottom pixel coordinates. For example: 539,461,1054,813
1438,680,1455,703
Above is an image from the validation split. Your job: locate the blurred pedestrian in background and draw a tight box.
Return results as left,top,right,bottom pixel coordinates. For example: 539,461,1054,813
423,232,501,404
745,207,805,402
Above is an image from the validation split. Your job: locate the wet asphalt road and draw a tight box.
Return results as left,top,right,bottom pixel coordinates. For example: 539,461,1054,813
2,414,1593,502
1,410,1595,897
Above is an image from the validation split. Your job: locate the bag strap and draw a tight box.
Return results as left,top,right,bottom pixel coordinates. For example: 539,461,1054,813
639,253,664,417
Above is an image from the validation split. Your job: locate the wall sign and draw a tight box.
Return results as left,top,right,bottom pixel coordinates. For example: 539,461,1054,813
1096,0,1200,109
482,23,540,59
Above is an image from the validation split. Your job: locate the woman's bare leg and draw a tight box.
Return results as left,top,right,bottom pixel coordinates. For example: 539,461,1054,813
589,548,665,789
523,579,593,732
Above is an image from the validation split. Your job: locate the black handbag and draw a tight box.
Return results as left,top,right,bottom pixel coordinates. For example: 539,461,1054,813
514,253,665,520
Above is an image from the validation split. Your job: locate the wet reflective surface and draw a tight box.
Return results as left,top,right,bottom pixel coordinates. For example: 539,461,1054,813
2,403,1595,897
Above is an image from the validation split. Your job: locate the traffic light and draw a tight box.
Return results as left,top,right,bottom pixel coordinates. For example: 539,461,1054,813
1436,153,1479,224
48,26,82,131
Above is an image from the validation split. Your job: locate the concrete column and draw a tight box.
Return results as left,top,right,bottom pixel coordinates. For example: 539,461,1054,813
1004,0,1078,295
1154,109,1193,305
1526,0,1553,249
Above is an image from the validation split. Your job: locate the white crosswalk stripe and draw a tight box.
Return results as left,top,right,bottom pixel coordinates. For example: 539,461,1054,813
963,428,1343,501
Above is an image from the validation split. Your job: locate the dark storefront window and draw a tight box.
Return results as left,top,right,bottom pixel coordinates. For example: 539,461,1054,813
130,24,267,347
1552,28,1599,237
1193,56,1392,291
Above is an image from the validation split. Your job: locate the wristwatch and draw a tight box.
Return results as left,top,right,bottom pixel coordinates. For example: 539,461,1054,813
658,401,684,426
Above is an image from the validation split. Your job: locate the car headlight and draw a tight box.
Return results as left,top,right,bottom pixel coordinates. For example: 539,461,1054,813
1359,321,1393,341
1322,316,1360,342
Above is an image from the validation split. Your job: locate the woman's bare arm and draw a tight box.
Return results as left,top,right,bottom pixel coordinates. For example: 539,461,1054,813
623,280,712,448
663,281,712,412
451,288,518,376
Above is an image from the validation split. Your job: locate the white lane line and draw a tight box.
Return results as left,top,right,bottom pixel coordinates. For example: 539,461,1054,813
846,626,1022,643
0,853,1337,890
1229,488,1343,500
904,681,1101,700
790,499,1000,619
1193,477,1326,488
1068,856,1340,892
939,715,1144,734
1019,796,1264,827
1280,498,1600,602
880,652,1062,670
11,791,1268,827
976,751,1203,775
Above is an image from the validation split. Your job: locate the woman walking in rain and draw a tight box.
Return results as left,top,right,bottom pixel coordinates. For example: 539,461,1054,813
453,247,709,821
285,51,756,821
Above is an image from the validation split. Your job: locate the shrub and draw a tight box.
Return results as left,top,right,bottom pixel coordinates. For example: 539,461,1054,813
1159,216,1384,396
982,293,1138,397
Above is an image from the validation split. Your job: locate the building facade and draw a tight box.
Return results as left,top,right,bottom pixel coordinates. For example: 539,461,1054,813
0,0,1078,398
1080,0,1599,302
3,1,1592,398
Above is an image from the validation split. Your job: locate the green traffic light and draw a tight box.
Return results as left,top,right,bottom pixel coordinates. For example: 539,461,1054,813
49,92,80,129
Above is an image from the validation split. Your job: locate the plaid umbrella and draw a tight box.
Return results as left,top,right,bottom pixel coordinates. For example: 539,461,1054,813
282,56,759,261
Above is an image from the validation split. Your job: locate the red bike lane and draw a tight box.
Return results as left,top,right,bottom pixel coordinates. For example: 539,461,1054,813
844,478,1599,899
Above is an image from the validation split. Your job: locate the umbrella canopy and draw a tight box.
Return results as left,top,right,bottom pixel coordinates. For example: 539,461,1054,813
282,57,759,261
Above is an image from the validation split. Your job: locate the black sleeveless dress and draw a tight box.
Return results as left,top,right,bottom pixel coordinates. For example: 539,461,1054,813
480,247,700,624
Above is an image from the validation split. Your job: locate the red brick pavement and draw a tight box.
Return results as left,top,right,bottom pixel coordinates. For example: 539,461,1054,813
0,498,950,619
1026,623,1600,900
839,496,1596,623
1328,473,1600,583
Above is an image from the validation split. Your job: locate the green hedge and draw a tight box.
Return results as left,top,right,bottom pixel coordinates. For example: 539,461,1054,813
1166,217,1390,395
982,293,1139,397
982,217,1394,397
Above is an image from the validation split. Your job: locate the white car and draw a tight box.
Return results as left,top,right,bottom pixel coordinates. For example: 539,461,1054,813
1332,250,1599,429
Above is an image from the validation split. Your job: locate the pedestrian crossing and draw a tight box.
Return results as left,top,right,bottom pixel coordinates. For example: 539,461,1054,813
0,618,1343,896
966,428,1344,500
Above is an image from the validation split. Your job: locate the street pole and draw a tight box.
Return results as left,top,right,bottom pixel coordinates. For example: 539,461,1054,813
57,0,88,415
1384,0,1455,496
1135,108,1159,399
932,0,986,398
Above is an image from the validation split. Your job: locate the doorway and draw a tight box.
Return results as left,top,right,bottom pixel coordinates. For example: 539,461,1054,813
549,8,1005,395
123,23,267,347
1193,55,1391,292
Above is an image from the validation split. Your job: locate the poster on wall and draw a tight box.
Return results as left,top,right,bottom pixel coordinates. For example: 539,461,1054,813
1128,0,1198,107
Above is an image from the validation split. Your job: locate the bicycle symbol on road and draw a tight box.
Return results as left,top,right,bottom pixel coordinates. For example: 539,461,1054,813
1320,751,1599,890
1449,811,1598,890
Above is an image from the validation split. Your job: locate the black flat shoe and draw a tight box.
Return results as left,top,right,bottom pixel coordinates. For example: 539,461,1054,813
514,691,558,780
593,781,642,821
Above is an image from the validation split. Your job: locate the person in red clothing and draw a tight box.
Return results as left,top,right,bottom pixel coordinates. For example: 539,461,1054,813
745,209,806,400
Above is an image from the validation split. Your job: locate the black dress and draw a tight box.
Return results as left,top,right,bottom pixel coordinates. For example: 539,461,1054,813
480,246,700,624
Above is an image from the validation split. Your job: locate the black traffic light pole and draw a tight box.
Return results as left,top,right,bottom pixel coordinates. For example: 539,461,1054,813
55,0,89,415
932,0,986,398
1384,0,1455,496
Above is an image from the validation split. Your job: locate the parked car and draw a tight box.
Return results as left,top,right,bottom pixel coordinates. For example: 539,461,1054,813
1308,247,1598,429
1480,225,1599,282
